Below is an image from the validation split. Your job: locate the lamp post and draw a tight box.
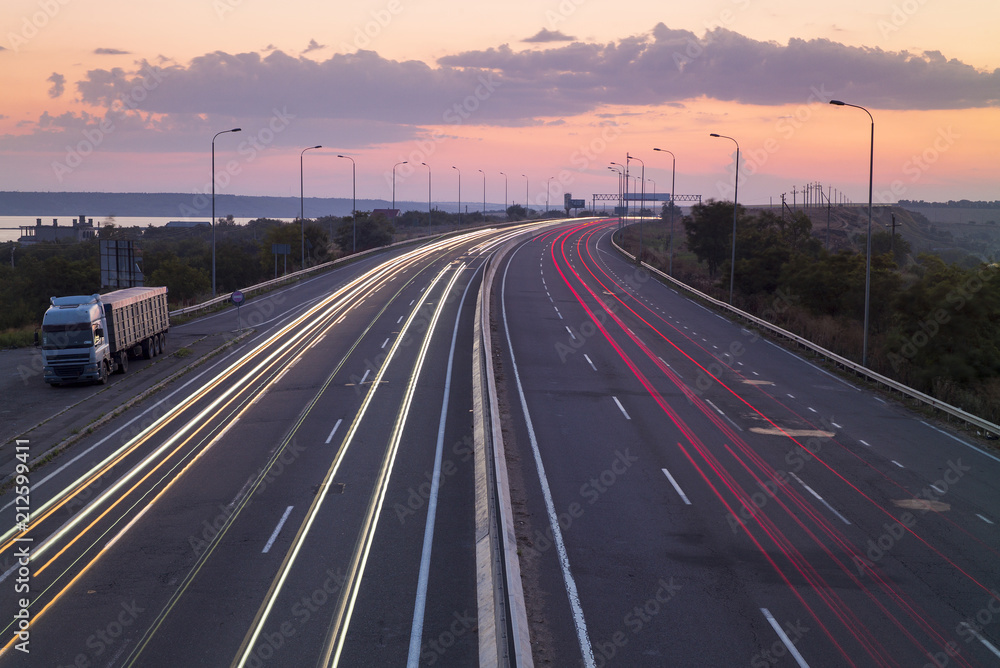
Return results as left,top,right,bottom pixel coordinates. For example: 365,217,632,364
710,133,740,304
653,148,676,275
522,174,528,213
300,145,322,267
627,153,645,263
546,176,554,213
830,99,875,368
452,166,461,225
609,164,624,228
421,162,431,226
478,169,486,220
392,160,407,211
211,127,241,297
611,161,626,225
336,155,356,253
500,171,508,216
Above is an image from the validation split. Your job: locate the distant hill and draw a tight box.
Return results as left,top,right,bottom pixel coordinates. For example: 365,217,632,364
0,191,441,218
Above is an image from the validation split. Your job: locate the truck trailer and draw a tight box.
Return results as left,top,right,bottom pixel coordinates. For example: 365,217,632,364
41,286,169,385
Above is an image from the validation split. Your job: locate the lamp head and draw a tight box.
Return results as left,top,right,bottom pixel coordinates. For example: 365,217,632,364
709,133,721,137
830,100,845,106
231,128,242,132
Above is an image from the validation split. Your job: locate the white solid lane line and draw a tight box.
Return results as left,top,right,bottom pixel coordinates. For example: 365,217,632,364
761,608,811,668
262,506,294,554
788,472,851,525
661,468,691,505
501,245,595,667
612,396,631,420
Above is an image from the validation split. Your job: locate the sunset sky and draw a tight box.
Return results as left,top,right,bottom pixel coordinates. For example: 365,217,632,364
1,0,998,210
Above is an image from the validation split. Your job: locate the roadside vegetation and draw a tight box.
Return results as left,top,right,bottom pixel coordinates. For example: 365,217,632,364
0,207,540,347
619,201,1000,424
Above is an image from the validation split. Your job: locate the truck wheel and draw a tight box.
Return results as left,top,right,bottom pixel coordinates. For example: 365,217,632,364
97,361,109,385
159,334,167,353
153,335,161,356
118,352,129,374
141,338,153,360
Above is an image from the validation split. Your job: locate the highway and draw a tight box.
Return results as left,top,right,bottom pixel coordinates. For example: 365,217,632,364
0,224,541,667
2,216,999,668
492,219,1000,667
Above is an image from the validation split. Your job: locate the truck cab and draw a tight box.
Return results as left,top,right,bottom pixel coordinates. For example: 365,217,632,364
41,295,111,385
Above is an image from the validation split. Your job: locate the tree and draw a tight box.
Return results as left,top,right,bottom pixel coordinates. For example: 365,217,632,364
684,199,742,278
507,204,527,221
332,212,393,253
148,256,209,305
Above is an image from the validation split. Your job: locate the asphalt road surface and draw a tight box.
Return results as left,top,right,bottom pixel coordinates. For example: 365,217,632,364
493,219,1000,667
0,225,542,667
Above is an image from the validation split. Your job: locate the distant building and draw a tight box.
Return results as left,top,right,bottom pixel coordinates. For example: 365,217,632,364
372,209,400,220
18,216,97,245
164,221,210,228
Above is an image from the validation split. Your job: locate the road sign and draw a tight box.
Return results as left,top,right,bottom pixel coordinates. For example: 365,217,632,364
569,199,586,208
231,290,245,305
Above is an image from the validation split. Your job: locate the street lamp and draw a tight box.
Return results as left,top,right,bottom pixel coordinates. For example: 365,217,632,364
710,133,740,304
336,155,356,253
421,162,431,226
609,164,624,228
627,153,645,262
392,160,407,211
478,169,486,219
211,127,241,297
499,171,508,216
522,174,528,213
452,166,461,225
830,99,875,368
611,161,626,224
300,145,322,267
546,176,554,213
653,148,677,275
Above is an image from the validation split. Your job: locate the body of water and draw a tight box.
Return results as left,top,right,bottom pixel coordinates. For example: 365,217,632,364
0,216,290,244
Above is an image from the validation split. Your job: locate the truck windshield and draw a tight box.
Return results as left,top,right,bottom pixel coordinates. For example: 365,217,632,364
42,324,94,350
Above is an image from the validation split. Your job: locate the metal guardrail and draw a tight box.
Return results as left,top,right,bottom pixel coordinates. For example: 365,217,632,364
473,231,537,667
167,219,533,319
611,233,1000,438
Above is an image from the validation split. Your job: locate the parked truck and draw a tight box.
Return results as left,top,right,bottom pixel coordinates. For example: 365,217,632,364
41,286,169,386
